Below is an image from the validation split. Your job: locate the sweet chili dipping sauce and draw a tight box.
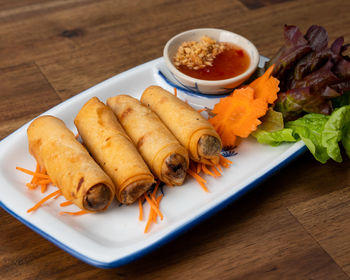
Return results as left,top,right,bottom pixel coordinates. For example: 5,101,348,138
175,42,250,81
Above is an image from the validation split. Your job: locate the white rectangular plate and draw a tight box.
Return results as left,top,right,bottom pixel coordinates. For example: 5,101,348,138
0,57,306,268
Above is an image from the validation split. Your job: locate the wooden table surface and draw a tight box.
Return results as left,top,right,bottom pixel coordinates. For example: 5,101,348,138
1,0,349,279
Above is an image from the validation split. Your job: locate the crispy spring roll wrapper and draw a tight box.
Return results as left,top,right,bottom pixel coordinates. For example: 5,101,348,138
74,97,154,204
141,86,222,165
27,115,115,212
107,95,189,186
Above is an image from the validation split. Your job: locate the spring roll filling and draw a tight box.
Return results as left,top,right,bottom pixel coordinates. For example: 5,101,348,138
121,180,153,205
198,135,221,157
83,183,113,211
162,153,187,184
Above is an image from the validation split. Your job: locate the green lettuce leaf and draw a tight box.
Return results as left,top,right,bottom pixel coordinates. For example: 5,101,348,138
286,114,330,163
252,105,350,163
322,105,350,162
342,123,350,158
258,108,285,132
252,128,297,146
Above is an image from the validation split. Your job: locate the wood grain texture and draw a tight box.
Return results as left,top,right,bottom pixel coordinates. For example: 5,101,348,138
0,0,349,279
0,63,61,139
289,186,350,277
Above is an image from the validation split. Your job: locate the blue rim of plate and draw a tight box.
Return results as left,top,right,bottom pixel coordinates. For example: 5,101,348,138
0,144,307,268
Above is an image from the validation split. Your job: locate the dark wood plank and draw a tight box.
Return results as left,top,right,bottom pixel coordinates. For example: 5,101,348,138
36,0,349,100
0,63,62,140
289,186,350,277
0,0,104,68
239,0,294,10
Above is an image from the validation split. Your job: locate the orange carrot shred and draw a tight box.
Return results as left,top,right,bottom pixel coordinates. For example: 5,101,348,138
60,210,88,216
202,164,215,177
152,180,160,197
211,165,221,177
27,190,61,213
174,88,177,97
187,169,209,192
138,197,143,221
197,179,209,192
187,169,207,184
36,179,51,185
197,108,206,113
26,183,38,190
219,154,232,164
60,201,73,207
144,194,163,220
196,162,201,174
144,207,154,233
151,195,158,206
16,167,50,179
216,163,223,173
152,210,157,223
30,163,40,184
75,133,79,139
40,184,47,193
53,192,62,199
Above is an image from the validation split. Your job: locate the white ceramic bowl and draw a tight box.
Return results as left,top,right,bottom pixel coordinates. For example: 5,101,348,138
163,28,260,95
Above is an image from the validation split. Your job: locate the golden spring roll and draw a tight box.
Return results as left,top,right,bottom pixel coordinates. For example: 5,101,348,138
107,95,189,186
74,97,154,204
27,115,115,212
141,86,222,165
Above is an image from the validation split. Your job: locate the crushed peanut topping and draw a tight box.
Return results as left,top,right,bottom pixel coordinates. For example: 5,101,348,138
173,36,226,70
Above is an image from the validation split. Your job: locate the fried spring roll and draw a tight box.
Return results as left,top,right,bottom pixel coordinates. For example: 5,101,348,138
141,86,222,165
107,95,189,186
74,97,154,204
27,116,115,212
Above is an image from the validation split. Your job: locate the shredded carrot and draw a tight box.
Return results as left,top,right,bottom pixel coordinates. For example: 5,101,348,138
144,194,163,220
201,164,215,177
16,167,50,179
151,194,158,206
215,163,223,173
26,183,38,190
195,178,209,192
219,154,232,165
36,179,51,185
60,210,88,216
30,163,40,185
211,165,221,177
144,206,154,233
197,108,206,113
138,197,143,221
187,169,209,192
75,133,79,139
174,87,177,97
220,161,229,168
40,184,47,193
152,180,160,197
60,201,73,207
196,162,201,174
27,190,61,213
53,192,62,199
187,169,207,184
